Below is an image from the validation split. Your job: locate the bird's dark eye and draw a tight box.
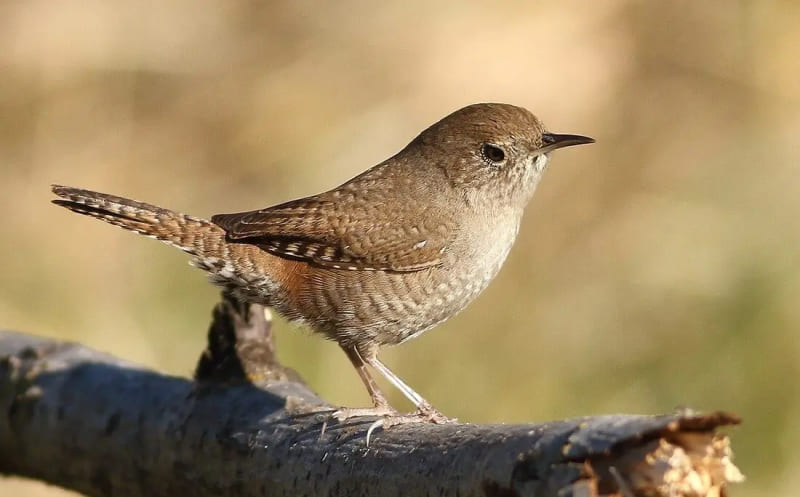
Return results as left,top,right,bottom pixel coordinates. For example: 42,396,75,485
480,143,506,165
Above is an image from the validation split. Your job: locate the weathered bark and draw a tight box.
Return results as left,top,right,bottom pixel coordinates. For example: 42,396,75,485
0,295,743,497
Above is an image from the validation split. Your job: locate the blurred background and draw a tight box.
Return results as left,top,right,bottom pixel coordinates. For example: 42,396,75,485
1,1,797,495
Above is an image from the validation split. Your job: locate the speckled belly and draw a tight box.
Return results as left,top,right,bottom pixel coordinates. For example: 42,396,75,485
299,222,518,349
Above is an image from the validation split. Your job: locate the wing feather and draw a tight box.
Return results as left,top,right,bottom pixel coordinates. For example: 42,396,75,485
211,181,454,272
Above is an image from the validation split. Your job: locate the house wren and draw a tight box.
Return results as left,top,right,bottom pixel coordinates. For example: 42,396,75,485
52,103,593,422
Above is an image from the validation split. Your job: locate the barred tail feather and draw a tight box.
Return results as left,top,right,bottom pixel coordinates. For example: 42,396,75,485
51,185,222,257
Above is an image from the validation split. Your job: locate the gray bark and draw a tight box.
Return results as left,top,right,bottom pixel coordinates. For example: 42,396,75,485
0,296,743,497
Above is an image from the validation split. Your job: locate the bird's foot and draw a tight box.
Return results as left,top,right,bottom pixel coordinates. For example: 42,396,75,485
331,403,455,425
329,402,456,446
360,407,456,446
332,405,400,422
415,400,457,424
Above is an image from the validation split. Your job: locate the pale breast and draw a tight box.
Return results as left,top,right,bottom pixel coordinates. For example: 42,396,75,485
396,211,521,341
310,209,523,348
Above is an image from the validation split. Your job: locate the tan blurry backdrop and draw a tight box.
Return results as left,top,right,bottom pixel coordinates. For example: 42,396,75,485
1,1,798,496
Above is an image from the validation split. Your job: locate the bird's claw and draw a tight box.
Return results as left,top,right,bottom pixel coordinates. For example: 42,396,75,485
328,405,455,446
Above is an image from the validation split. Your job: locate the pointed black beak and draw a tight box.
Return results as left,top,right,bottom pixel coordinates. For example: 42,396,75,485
539,133,595,154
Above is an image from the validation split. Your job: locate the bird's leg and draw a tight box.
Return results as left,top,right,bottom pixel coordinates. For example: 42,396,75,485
333,345,398,420
366,356,454,424
342,345,392,409
333,345,455,434
333,347,455,444
358,356,456,445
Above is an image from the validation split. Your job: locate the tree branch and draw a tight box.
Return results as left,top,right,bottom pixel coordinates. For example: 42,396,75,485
0,295,743,497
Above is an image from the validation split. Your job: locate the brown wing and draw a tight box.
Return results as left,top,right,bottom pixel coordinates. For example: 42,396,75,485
211,185,455,272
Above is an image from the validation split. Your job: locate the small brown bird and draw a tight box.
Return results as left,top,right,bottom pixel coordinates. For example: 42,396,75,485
52,103,593,422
